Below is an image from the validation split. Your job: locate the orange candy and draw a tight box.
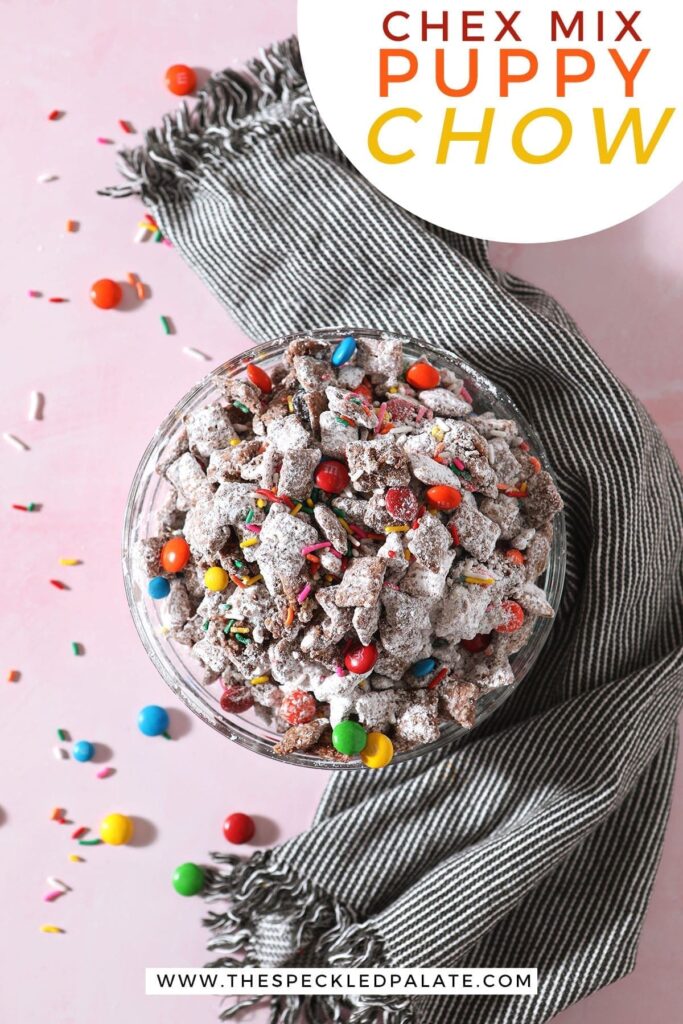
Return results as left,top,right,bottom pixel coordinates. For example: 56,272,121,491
495,601,525,634
165,64,196,96
160,536,191,573
505,548,525,565
426,485,462,511
90,278,122,309
406,361,440,390
246,363,273,394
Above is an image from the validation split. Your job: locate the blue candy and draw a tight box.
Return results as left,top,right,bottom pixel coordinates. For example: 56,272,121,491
331,335,357,367
138,704,170,737
148,576,170,600
72,739,95,762
412,658,437,678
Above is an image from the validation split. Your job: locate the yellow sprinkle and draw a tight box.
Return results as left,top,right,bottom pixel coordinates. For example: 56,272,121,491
388,387,398,394
404,549,412,560
385,525,409,533
256,499,267,508
239,538,259,548
464,576,495,586
231,626,250,634
40,925,63,934
59,558,80,566
250,675,270,685
69,854,83,863
229,439,240,447
306,498,314,507
243,574,263,586
430,426,445,440
287,396,294,413
289,502,302,516
339,519,353,534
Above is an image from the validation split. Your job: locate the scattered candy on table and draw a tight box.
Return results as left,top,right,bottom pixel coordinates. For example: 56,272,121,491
165,64,197,96
331,335,357,367
90,278,122,309
360,732,394,769
332,720,368,756
172,862,205,897
137,704,170,737
148,576,171,600
72,740,95,763
223,812,255,845
100,813,134,846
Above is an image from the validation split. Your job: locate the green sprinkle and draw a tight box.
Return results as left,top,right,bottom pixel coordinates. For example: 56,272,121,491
298,504,315,514
311,488,321,502
162,731,172,740
160,316,171,335
234,559,244,569
233,401,249,414
154,230,163,242
71,642,81,656
202,620,209,631
235,633,252,645
57,729,67,742
78,838,102,846
245,508,254,525
224,618,236,634
27,502,36,512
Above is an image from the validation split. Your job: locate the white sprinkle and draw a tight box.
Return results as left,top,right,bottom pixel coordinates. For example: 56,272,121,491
29,391,44,421
182,346,211,361
47,877,70,892
2,432,30,451
134,226,149,244
36,173,58,183
53,746,68,760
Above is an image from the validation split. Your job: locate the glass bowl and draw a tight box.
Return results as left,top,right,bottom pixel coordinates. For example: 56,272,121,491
122,326,566,770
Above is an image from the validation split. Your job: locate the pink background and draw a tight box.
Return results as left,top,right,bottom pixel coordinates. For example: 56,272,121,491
1,2,680,1022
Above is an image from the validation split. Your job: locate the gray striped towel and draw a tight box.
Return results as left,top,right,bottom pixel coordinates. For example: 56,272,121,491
105,38,683,1024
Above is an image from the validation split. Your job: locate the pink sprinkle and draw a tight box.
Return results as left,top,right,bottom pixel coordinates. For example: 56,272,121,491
96,137,113,144
301,542,331,556
426,409,434,419
383,581,401,591
415,406,427,424
335,665,346,677
96,767,113,779
246,524,262,534
43,890,64,902
454,458,466,471
460,386,473,404
27,289,41,298
330,548,344,559
297,583,312,604
374,402,387,434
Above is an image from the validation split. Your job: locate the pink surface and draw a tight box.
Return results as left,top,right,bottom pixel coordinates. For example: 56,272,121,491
0,3,680,1023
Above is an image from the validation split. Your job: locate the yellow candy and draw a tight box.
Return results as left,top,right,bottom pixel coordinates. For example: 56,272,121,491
204,567,229,592
360,732,394,769
100,813,134,846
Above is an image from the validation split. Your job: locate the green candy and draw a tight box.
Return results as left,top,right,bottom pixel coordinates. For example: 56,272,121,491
332,720,368,756
172,862,205,897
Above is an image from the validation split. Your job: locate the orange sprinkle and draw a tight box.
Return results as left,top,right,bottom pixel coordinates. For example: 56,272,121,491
126,272,137,286
50,807,63,821
136,281,145,300
379,423,395,435
284,605,296,628
305,554,321,564
6,669,19,683
229,574,246,589
65,219,76,232
529,456,541,474
497,483,510,491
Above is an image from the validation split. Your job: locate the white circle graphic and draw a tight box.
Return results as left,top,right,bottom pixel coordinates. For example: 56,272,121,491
298,1,682,242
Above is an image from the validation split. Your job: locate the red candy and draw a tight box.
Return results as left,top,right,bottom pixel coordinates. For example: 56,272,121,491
281,689,317,725
426,485,462,511
495,601,525,634
246,363,273,394
385,487,419,522
505,548,525,566
165,64,197,96
352,381,373,400
314,460,349,494
160,536,190,573
220,685,254,715
90,278,122,309
461,633,491,654
223,812,255,845
344,643,378,674
406,361,440,390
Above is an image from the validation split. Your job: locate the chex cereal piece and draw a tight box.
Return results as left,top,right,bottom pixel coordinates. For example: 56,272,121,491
335,556,386,608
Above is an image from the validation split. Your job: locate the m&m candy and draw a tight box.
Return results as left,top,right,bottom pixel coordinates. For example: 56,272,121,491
173,862,205,897
426,485,462,511
137,705,169,737
220,684,254,715
505,548,525,566
495,601,525,634
331,335,357,367
360,732,394,769
314,460,349,494
412,658,437,678
281,690,317,725
100,813,134,846
461,633,491,654
90,278,122,310
72,740,94,762
332,720,367,756
246,363,273,394
406,361,440,390
223,812,255,845
165,64,196,96
148,576,170,600
160,536,190,573
344,643,378,674
204,567,229,592
385,486,419,521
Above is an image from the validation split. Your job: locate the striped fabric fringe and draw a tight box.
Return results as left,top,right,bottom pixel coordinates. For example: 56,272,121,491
104,37,683,1024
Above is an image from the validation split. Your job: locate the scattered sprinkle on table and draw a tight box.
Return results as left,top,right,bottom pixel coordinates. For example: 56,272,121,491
59,558,81,566
78,838,102,846
28,390,44,420
36,173,58,183
136,280,145,300
43,890,65,902
53,746,68,759
96,136,113,144
47,109,62,121
96,767,114,780
48,296,68,303
56,728,68,742
71,642,82,656
160,315,171,335
7,669,20,683
50,807,64,821
69,854,83,863
47,877,70,892
3,433,30,451
182,346,210,361
118,119,134,133
65,219,77,232
49,579,68,591
27,289,41,298
40,925,64,934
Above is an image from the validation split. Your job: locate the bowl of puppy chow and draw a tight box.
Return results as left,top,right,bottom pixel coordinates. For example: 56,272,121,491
123,326,565,770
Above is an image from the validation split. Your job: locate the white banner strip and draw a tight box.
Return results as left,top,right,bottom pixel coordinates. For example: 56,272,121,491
146,967,537,996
